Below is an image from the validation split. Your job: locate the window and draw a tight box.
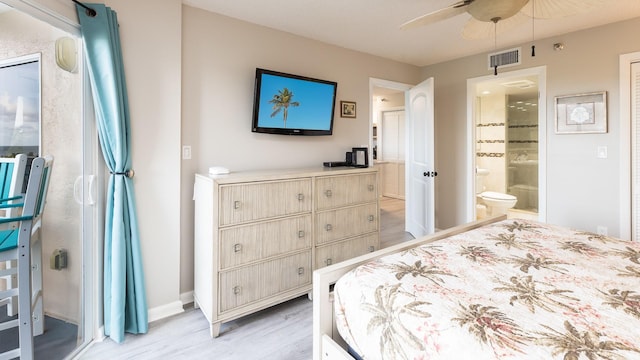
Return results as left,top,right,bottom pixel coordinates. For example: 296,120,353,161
0,53,40,157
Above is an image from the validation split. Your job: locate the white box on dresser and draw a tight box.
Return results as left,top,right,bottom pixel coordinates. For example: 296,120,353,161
193,167,379,337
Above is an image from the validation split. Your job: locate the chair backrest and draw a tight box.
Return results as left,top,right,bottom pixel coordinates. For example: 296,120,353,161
21,156,54,223
0,154,27,199
0,154,27,218
0,156,52,253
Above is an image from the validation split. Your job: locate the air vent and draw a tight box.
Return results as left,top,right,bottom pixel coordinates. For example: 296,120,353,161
488,47,521,70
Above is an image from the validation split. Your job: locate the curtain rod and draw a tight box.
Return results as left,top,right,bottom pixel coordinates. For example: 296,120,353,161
72,0,96,17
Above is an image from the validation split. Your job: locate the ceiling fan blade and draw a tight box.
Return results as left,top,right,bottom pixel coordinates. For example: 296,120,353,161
520,0,606,19
400,4,469,30
461,12,528,40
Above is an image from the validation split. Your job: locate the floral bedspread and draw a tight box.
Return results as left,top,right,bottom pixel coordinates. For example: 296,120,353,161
334,219,640,360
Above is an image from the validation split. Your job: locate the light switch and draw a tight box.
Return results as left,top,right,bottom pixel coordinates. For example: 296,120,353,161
182,145,192,160
597,146,607,159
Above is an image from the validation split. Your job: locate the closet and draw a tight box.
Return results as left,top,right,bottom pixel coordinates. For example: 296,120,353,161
378,110,405,199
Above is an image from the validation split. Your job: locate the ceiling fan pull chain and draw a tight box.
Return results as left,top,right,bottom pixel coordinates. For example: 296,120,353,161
493,19,498,76
531,0,536,57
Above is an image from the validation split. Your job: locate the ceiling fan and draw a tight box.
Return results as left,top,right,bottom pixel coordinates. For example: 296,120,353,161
401,0,606,40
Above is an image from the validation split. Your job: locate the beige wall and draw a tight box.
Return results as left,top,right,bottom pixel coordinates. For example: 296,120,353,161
180,6,421,295
423,17,640,237
104,0,183,318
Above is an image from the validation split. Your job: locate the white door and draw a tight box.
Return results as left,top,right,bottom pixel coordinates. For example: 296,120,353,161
405,78,435,237
381,110,404,161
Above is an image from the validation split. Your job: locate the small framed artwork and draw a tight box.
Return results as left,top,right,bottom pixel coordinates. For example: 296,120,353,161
555,91,607,134
340,101,356,118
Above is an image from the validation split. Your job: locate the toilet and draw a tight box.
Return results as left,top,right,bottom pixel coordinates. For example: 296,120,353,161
476,168,517,217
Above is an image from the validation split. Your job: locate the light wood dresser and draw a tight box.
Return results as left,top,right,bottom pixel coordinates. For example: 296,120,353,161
193,167,379,337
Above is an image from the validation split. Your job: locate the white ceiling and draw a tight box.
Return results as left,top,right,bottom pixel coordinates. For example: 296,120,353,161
183,0,640,67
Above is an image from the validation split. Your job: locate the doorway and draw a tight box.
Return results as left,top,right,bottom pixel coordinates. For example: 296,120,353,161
370,79,413,246
467,67,547,222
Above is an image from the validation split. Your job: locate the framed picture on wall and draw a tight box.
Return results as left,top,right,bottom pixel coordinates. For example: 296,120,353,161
0,53,41,157
555,91,607,134
340,101,356,118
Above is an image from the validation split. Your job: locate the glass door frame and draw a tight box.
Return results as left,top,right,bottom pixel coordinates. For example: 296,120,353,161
2,0,101,356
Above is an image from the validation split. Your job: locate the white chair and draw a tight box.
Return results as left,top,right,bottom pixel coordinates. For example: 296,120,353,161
0,156,54,360
0,154,27,317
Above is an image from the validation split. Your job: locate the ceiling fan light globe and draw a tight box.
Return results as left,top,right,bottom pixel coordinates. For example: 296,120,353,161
467,0,529,22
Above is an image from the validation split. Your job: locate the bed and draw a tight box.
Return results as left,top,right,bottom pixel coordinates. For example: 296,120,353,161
312,215,640,360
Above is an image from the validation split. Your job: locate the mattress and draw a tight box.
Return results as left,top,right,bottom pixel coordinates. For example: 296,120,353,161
334,219,640,359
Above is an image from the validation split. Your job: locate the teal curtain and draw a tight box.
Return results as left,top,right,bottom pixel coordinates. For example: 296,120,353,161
76,3,148,343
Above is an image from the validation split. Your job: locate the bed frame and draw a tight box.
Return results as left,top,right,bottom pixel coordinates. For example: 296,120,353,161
312,215,507,360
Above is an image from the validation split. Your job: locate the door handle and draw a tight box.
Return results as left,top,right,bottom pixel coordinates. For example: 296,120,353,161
423,171,438,177
73,175,96,206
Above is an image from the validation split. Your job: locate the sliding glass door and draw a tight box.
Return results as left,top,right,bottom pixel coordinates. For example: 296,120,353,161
0,2,99,358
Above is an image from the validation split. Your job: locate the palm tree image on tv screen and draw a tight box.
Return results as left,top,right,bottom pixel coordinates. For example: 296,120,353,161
253,70,336,135
269,87,299,128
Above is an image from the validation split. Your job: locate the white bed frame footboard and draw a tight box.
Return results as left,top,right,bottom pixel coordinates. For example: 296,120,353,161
312,215,507,360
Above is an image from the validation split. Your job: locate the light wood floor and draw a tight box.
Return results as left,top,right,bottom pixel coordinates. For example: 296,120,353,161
379,196,414,247
78,197,412,360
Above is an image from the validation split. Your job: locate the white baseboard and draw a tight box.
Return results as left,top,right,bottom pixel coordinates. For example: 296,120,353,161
43,310,79,325
148,300,184,323
180,290,194,306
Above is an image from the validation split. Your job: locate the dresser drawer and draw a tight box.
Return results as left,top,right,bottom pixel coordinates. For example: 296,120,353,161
219,215,312,270
315,203,378,245
218,251,311,313
315,233,378,269
219,178,312,226
315,173,377,210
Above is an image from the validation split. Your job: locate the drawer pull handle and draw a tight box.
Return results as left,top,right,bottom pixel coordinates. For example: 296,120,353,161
368,215,375,222
297,193,305,201
324,190,332,198
298,267,305,276
234,201,241,209
298,230,305,238
233,244,242,253
368,184,374,191
325,258,332,266
325,224,332,231
368,246,375,253
233,286,242,295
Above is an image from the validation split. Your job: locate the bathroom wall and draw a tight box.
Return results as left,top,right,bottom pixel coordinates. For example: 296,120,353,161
476,94,506,193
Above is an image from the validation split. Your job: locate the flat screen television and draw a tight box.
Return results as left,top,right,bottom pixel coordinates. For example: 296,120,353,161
251,68,337,136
